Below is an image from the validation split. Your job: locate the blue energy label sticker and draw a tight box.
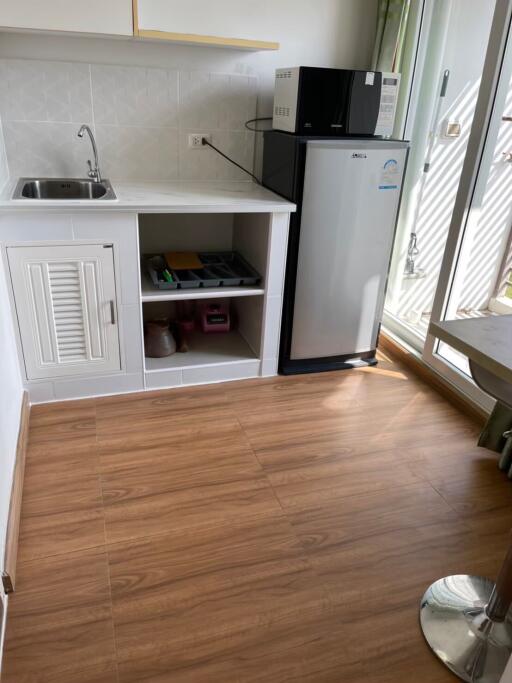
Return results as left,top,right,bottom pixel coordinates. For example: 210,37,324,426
379,159,399,190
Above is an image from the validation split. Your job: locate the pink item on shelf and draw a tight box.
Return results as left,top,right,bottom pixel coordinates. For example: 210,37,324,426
179,319,195,333
176,301,196,332
199,301,230,333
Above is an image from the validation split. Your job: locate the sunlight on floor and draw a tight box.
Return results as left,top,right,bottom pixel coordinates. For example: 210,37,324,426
358,366,409,380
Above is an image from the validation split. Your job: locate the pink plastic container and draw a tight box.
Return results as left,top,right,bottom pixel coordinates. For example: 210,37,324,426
198,301,230,333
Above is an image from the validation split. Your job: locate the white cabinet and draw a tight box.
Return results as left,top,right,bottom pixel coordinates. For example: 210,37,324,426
0,0,133,36
8,244,121,380
134,0,279,49
138,210,289,390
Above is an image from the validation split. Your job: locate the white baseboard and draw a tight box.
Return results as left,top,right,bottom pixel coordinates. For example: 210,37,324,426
0,591,7,678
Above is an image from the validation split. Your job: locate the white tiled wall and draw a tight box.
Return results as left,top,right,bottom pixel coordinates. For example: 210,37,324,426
0,118,8,191
0,58,257,182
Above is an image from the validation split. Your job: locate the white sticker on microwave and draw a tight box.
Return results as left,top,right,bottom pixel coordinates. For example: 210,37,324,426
365,72,375,86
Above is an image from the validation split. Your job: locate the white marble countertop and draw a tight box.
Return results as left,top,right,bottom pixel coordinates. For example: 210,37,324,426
430,315,512,385
0,180,296,214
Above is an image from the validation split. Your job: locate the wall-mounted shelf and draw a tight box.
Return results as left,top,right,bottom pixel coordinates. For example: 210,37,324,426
133,0,279,51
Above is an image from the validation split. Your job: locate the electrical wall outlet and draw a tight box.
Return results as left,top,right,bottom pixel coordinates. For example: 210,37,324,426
188,134,211,149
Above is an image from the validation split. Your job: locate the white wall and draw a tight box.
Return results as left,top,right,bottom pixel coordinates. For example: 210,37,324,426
0,250,22,675
0,100,21,580
0,116,8,192
0,0,378,178
0,256,23,575
0,97,15,677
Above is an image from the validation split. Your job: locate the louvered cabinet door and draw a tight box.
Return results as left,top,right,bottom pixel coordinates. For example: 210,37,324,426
8,244,121,380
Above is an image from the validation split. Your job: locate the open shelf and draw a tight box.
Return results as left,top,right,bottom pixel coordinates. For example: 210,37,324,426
144,330,257,372
138,211,278,387
140,272,264,302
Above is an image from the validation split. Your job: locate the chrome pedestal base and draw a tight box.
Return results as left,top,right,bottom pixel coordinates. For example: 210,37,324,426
420,575,512,682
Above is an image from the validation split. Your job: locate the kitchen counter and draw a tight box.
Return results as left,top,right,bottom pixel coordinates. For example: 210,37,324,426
0,180,296,214
0,178,292,402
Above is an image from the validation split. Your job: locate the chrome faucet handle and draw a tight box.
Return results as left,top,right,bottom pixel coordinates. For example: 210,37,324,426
86,160,99,180
77,125,102,182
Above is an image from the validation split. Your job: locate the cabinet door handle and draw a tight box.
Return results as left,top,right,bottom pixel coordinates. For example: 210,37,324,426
109,300,116,325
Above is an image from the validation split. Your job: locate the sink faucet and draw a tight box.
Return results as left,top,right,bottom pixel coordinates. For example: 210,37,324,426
77,125,102,182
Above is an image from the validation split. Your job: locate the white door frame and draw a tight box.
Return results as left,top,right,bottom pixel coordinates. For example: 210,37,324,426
385,0,454,315
396,0,431,141
402,0,444,141
422,0,512,412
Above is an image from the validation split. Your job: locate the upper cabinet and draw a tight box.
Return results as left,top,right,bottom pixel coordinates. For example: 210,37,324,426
0,0,133,36
133,0,279,50
0,0,278,49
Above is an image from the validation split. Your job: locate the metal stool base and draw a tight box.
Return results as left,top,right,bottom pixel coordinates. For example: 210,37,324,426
420,575,512,682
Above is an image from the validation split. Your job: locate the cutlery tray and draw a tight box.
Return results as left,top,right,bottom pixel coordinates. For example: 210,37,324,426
144,252,261,290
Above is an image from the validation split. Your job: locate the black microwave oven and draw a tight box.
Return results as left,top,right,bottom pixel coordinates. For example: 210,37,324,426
272,66,400,137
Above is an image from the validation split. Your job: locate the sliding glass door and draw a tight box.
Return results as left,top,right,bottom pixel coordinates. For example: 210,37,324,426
384,0,512,411
435,82,512,377
423,0,512,409
384,0,498,348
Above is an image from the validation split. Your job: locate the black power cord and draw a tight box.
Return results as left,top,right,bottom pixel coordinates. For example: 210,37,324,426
245,117,273,132
201,137,262,185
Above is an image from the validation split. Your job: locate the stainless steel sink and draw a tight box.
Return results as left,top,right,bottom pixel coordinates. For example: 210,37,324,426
12,178,116,200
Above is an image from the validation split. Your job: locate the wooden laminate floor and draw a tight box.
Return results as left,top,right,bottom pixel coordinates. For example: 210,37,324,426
4,351,512,682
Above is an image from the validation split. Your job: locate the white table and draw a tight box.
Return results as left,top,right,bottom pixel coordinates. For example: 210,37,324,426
420,316,512,683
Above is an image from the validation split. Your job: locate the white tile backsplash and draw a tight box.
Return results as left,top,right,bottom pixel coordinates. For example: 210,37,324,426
0,58,258,183
3,120,93,178
179,129,255,182
91,64,178,127
95,125,179,182
0,118,9,191
0,59,92,123
179,71,257,131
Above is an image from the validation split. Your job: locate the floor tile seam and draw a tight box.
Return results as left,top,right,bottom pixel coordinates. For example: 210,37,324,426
234,416,327,587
